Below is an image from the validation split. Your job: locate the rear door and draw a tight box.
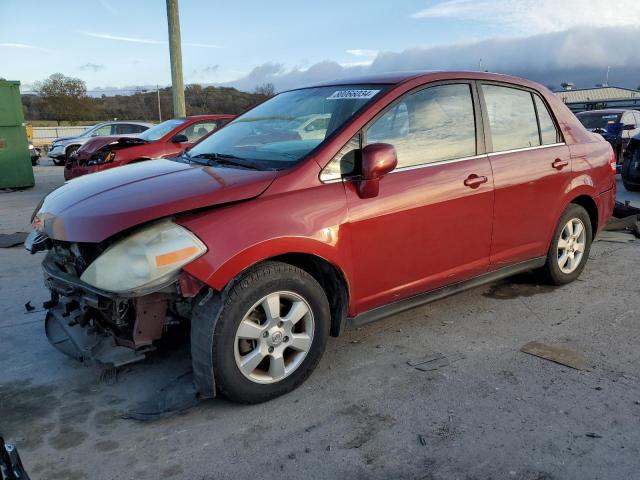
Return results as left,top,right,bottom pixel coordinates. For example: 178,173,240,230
339,82,495,314
480,83,571,268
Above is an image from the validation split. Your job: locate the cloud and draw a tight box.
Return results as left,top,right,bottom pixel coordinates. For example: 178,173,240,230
79,32,220,48
410,0,640,34
0,42,52,53
79,62,105,72
346,49,378,58
227,26,640,92
202,65,220,74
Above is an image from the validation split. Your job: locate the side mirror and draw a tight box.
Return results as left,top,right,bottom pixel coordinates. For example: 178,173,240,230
623,124,636,131
171,134,189,143
357,143,397,198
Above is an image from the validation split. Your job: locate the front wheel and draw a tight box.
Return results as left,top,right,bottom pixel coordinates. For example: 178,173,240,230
540,204,592,285
193,261,330,404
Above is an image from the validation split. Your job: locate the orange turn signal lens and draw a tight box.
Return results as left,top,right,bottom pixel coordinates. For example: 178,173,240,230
155,245,201,267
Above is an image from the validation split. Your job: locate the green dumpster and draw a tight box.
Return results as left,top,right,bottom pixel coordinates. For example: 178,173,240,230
0,80,34,188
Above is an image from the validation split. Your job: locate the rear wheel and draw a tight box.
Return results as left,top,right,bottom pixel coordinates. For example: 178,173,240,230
622,150,640,192
540,204,592,285
193,261,330,404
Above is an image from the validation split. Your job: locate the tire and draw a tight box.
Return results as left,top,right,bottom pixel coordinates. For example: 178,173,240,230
193,261,330,404
540,204,592,285
66,145,79,159
621,151,640,192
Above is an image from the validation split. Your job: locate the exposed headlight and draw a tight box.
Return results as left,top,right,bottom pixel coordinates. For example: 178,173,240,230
28,144,35,150
80,221,207,294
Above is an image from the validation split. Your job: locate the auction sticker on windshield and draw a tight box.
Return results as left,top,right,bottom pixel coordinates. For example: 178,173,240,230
327,89,380,100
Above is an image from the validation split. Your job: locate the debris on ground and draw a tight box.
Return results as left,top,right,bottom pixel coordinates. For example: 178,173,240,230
418,434,427,446
123,371,199,421
585,432,603,439
0,232,28,248
24,301,35,312
408,352,465,371
520,341,586,370
597,231,637,243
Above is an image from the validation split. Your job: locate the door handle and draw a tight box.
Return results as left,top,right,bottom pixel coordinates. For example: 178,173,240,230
552,158,569,170
463,174,488,188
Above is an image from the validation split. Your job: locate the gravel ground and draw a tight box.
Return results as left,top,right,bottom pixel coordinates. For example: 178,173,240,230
1,162,640,480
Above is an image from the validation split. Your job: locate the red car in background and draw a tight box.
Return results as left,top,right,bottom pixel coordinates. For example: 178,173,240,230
64,115,234,179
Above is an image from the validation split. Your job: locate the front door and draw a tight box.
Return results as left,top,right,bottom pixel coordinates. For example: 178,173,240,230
341,82,495,314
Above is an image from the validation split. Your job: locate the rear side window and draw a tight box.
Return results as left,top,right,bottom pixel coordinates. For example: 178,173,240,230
482,85,540,152
534,95,560,145
365,83,476,169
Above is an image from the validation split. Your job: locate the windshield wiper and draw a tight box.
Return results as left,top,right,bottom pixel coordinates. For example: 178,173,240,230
189,153,262,170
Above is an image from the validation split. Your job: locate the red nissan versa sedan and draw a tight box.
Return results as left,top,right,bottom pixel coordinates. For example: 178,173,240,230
26,72,615,404
64,115,234,180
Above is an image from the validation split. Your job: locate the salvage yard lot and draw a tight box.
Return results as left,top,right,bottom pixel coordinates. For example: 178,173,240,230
1,163,640,480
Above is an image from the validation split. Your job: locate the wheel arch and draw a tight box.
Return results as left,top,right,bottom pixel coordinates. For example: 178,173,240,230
269,253,349,337
569,194,599,236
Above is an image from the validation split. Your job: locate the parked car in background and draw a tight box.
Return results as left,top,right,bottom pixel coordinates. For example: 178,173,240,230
27,72,615,404
64,115,234,179
576,109,640,171
621,131,640,191
48,121,153,166
29,143,40,165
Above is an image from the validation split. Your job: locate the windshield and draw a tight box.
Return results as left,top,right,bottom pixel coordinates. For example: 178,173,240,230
187,85,386,169
138,119,187,142
577,112,622,130
80,124,104,137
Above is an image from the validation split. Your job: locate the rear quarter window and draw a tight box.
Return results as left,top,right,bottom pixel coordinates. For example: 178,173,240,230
534,95,560,145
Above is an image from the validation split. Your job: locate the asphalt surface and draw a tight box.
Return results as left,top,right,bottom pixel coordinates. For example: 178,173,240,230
1,161,640,480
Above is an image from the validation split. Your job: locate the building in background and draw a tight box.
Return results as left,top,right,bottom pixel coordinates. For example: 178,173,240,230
555,86,640,112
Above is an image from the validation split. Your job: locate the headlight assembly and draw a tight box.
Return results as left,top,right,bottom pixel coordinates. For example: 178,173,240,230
80,221,207,294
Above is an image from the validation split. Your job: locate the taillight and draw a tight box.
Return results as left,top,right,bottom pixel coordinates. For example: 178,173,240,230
609,149,617,173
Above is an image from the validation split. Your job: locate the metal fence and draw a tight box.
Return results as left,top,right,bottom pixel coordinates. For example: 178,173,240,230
31,126,91,147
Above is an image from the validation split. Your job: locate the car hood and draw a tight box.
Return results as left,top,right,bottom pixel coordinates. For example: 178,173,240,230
77,135,146,154
37,159,277,242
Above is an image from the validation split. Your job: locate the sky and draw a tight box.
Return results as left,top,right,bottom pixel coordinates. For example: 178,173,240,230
1,0,640,93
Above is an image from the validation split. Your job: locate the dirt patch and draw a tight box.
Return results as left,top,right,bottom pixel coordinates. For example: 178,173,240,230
95,439,119,452
48,424,89,450
483,275,557,300
161,464,185,477
0,379,60,448
338,403,396,449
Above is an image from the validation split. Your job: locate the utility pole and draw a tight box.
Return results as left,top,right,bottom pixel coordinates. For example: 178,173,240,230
156,85,162,121
166,0,186,117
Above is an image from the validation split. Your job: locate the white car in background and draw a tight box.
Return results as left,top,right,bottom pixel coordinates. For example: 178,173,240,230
48,121,153,166
288,114,330,140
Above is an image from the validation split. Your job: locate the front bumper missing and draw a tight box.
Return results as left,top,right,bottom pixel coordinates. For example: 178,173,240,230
45,304,149,368
41,254,169,367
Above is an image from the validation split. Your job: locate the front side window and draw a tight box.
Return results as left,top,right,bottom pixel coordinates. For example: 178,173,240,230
482,85,540,152
365,83,476,169
187,85,385,169
138,119,187,142
179,121,219,142
89,124,113,137
534,95,560,145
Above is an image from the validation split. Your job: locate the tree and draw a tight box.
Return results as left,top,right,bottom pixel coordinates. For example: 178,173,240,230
254,83,276,98
34,73,95,124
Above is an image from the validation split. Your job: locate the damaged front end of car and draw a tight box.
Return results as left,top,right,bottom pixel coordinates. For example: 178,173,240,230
65,137,148,179
27,220,207,369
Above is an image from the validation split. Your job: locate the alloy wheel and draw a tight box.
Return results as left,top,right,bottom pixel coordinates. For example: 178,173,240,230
234,291,314,384
557,218,586,274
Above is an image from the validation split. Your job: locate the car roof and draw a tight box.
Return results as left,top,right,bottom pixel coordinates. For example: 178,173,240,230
99,121,154,126
576,109,630,115
174,115,235,120
302,70,542,89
